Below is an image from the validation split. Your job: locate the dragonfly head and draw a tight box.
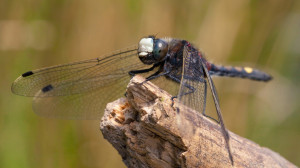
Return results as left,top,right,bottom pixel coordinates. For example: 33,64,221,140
138,36,168,65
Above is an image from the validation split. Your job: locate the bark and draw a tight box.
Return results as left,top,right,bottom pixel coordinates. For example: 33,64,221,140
100,75,296,168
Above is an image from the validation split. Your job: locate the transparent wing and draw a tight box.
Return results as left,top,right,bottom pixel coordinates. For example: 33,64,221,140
201,58,233,164
32,76,129,119
177,46,233,164
178,46,206,114
12,46,142,97
11,45,150,119
176,46,207,135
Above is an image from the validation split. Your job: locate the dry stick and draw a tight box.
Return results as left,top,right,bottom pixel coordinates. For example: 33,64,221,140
100,75,296,168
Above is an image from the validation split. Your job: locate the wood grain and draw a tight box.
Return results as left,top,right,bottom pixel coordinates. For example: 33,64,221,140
100,75,296,168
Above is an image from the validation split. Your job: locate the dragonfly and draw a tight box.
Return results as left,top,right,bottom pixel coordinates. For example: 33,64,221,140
11,35,272,165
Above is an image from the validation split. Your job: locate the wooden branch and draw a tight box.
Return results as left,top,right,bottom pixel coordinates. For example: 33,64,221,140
100,76,296,168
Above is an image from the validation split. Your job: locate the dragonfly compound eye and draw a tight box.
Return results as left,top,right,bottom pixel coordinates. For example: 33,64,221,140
153,39,168,61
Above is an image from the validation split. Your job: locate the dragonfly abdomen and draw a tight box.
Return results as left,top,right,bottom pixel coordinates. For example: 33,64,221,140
209,64,272,82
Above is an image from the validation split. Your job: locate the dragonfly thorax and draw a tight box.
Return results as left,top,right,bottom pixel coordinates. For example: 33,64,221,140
138,37,168,65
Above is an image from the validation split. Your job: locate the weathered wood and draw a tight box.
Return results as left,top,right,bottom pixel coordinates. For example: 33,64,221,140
100,75,296,168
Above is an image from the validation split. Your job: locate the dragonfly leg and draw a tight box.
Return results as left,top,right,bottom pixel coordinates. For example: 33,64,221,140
171,96,177,107
172,75,219,123
124,69,166,96
175,82,195,115
166,74,182,108
144,70,170,82
168,74,197,110
128,62,161,77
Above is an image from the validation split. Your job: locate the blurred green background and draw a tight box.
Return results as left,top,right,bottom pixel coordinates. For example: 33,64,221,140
1,0,299,167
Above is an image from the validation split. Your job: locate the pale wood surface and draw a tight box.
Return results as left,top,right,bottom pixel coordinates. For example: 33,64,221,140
100,76,296,168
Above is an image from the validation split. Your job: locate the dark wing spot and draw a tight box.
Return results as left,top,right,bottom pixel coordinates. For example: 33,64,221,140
22,71,34,77
42,84,53,93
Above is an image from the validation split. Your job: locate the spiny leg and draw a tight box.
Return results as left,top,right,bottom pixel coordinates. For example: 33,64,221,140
144,70,169,82
167,75,197,112
126,63,162,96
165,75,184,107
128,62,161,76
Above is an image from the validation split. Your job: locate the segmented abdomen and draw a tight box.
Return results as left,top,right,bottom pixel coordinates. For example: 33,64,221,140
209,64,272,82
